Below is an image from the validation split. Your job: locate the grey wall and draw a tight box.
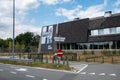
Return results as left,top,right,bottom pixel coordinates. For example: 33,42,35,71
58,18,89,43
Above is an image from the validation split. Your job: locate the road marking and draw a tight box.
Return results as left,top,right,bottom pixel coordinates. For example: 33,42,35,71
89,73,95,75
76,64,88,73
26,75,35,78
99,73,106,76
16,68,27,71
109,74,116,77
80,72,86,74
0,69,4,71
10,71,17,74
43,79,48,80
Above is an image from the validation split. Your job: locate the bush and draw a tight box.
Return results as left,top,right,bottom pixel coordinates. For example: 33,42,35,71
101,48,109,56
111,50,116,56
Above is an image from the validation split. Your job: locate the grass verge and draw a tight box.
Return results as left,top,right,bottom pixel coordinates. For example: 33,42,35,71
0,60,72,71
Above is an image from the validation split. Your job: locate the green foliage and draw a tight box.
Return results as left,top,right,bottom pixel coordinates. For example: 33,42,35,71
111,50,116,56
101,48,108,56
0,60,72,71
0,32,40,52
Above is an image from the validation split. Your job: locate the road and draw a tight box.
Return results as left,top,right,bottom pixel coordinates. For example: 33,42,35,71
0,62,120,80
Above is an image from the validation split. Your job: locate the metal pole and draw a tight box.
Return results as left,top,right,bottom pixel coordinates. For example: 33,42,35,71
12,0,15,60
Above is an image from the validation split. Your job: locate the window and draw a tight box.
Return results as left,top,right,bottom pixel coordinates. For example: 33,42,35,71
104,28,109,34
117,27,120,34
91,30,98,36
110,28,116,34
90,27,120,36
98,29,104,35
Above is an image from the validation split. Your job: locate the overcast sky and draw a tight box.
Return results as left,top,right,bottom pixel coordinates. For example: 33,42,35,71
0,0,120,39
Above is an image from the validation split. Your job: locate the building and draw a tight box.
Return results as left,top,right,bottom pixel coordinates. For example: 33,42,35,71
39,11,120,53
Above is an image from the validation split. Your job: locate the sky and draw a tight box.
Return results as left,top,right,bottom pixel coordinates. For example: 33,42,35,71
0,0,120,39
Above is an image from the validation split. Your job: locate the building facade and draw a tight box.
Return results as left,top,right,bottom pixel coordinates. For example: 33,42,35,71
39,12,120,53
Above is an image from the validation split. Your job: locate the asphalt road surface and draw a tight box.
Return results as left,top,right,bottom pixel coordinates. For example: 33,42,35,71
0,62,120,80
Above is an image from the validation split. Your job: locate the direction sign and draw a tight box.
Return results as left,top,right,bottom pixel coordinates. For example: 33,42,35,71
54,37,65,42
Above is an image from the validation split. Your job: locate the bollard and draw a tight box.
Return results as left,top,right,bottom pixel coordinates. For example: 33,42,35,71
78,56,80,61
46,56,48,63
52,58,54,64
63,58,65,65
72,56,74,61
101,56,104,63
66,58,69,66
94,57,95,62
111,56,114,64
85,57,87,62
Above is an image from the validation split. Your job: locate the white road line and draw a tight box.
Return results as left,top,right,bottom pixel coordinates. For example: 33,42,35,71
76,64,88,73
80,72,86,74
0,69,4,71
109,74,116,77
99,73,106,76
89,73,95,75
43,79,48,80
16,68,27,72
26,75,35,78
10,71,17,74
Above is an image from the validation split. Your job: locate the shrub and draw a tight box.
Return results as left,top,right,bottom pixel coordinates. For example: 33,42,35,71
101,48,109,56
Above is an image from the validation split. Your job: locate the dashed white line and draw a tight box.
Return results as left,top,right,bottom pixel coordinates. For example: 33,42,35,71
80,72,86,74
99,73,106,76
10,71,17,74
43,79,48,80
26,75,35,78
16,68,27,72
0,69,4,71
109,74,116,77
89,73,95,75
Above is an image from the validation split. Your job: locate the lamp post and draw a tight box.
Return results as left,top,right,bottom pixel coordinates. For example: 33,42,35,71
12,0,15,60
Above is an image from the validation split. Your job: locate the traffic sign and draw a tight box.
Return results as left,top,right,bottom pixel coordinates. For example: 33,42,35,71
57,49,63,57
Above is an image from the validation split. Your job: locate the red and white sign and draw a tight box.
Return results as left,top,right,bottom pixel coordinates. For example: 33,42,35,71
57,49,63,57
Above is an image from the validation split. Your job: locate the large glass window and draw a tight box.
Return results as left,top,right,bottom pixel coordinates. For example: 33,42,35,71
117,27,120,33
90,27,120,36
98,29,104,35
91,30,98,36
110,28,116,34
104,28,109,34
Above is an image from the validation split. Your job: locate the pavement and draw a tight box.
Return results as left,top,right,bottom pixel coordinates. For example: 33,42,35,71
0,61,120,80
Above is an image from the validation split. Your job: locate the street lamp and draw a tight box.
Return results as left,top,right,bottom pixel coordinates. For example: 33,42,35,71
12,0,15,60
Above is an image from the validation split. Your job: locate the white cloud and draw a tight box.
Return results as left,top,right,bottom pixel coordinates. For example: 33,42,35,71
113,0,120,13
55,0,108,20
40,0,72,5
15,24,42,37
16,0,40,10
114,8,120,13
115,0,120,6
0,0,41,39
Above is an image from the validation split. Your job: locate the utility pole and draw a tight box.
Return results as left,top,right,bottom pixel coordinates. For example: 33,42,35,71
12,0,15,60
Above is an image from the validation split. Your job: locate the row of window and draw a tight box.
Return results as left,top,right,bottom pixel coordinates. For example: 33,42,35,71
57,41,120,50
90,27,120,36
